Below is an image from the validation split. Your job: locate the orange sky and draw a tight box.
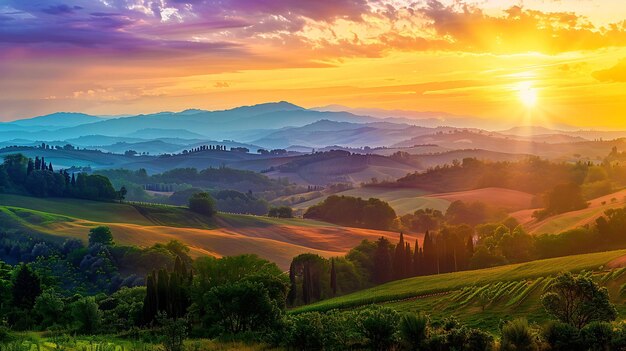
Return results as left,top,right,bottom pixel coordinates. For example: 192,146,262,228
1,0,626,128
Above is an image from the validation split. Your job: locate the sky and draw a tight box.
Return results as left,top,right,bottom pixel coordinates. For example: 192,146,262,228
1,0,626,128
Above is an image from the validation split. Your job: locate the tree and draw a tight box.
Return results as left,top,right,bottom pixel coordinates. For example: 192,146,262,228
204,280,281,334
542,272,617,329
89,226,114,246
392,233,406,279
26,158,34,176
268,206,293,218
34,289,65,328
157,313,187,351
373,237,392,284
12,264,42,310
188,192,216,216
330,258,337,296
71,297,101,334
399,313,429,350
117,186,127,202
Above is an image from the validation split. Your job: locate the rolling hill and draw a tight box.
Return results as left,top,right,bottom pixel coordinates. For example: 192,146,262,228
292,249,626,331
0,194,415,269
291,187,535,216
512,188,626,234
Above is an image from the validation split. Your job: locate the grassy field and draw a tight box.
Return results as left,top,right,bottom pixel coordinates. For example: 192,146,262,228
292,249,626,317
513,188,626,234
424,187,534,212
292,187,449,215
0,334,279,351
0,194,414,269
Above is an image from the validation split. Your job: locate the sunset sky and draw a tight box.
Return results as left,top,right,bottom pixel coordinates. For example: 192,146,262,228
1,0,626,128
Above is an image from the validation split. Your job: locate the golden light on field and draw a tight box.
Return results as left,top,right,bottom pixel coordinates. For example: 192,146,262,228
517,82,538,109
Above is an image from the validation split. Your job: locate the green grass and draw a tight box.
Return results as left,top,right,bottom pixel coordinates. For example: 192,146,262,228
293,249,626,314
291,187,449,215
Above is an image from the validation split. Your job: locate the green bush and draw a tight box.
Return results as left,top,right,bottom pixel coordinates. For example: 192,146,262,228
354,305,399,351
399,313,429,350
500,318,539,351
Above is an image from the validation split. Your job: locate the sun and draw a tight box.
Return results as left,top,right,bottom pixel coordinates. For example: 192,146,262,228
517,81,538,108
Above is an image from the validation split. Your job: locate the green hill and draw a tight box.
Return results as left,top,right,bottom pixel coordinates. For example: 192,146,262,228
292,250,626,331
0,194,412,269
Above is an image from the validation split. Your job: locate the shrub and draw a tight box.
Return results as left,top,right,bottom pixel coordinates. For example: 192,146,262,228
399,313,429,350
580,322,614,351
355,305,399,350
500,318,539,351
542,321,582,351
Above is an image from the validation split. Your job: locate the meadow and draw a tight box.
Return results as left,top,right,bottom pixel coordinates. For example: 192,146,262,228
292,249,626,321
0,194,415,269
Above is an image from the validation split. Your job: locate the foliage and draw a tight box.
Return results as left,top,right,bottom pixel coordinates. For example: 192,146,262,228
541,272,617,329
89,226,114,246
187,192,216,217
304,195,396,230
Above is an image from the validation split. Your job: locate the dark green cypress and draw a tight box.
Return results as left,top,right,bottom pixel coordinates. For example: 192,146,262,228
287,261,297,306
330,258,337,296
143,272,158,324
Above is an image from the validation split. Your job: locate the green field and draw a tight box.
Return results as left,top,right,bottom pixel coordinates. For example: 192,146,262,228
0,194,404,270
293,249,626,316
292,250,626,332
292,187,450,215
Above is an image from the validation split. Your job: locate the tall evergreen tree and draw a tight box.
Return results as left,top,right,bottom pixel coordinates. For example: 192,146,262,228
143,272,158,324
26,158,34,175
287,261,297,306
413,240,421,276
422,231,436,275
41,157,46,171
71,173,76,186
392,232,405,280
12,264,42,310
405,242,412,278
34,156,41,171
48,162,53,172
373,237,392,284
330,258,337,296
156,269,169,313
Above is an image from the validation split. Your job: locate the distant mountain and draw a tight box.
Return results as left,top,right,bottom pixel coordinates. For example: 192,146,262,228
9,112,104,127
125,128,206,139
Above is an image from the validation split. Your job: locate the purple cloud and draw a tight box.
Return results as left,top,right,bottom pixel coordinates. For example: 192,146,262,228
42,4,83,15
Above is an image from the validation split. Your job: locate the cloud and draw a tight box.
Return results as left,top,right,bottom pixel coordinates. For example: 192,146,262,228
41,4,82,15
593,59,626,82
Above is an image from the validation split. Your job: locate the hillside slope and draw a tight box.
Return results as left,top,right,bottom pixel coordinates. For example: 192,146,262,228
0,194,414,269
512,188,626,234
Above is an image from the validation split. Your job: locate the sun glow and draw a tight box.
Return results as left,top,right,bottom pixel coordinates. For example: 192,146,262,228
518,81,538,108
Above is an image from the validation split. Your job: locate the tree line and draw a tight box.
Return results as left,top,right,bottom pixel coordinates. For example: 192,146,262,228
0,153,124,201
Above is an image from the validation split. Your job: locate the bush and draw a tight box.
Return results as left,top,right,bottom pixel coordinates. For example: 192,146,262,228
500,318,539,351
542,321,582,351
580,322,614,351
399,313,429,350
355,305,399,350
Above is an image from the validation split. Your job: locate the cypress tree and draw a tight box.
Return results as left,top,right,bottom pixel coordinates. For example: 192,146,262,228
34,156,41,171
422,231,436,275
41,157,46,171
392,232,405,280
302,263,311,304
26,158,34,175
143,272,158,324
48,162,53,172
330,258,337,296
156,269,169,313
373,237,392,284
71,173,76,186
405,242,412,278
12,264,41,310
413,240,421,276
287,261,297,306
